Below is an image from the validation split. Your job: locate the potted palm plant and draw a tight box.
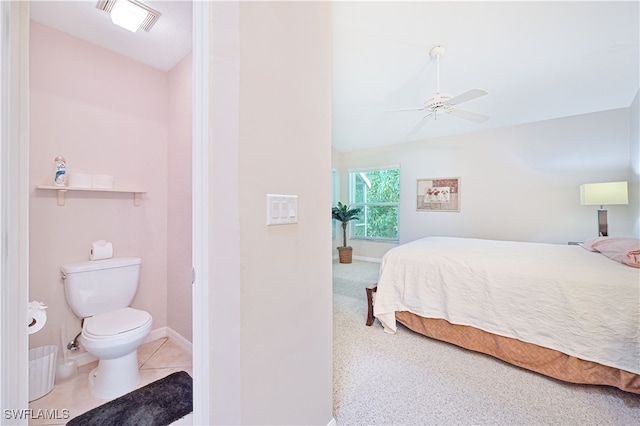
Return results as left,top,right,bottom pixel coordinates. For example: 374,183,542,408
332,201,362,264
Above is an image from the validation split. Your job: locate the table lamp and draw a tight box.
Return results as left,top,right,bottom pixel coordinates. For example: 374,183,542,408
580,181,628,236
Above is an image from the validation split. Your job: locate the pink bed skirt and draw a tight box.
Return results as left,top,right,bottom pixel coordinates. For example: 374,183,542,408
395,311,640,394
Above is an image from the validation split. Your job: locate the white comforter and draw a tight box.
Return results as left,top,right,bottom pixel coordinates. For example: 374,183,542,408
374,237,640,374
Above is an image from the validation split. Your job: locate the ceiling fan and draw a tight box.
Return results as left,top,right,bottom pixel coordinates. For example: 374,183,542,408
389,45,489,135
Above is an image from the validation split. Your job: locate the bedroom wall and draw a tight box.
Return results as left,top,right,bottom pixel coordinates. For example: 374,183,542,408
29,23,169,350
629,90,639,237
336,108,634,260
331,146,342,257
167,53,193,342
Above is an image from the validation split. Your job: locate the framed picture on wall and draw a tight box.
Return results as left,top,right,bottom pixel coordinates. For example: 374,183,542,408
416,177,460,212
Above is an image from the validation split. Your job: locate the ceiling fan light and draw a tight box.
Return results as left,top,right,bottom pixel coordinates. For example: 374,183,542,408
110,0,148,32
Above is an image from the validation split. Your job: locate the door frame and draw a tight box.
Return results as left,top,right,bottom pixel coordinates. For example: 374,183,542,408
0,1,30,422
191,0,210,424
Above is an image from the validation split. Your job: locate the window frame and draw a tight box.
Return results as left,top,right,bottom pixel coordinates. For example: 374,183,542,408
348,165,400,242
331,169,338,240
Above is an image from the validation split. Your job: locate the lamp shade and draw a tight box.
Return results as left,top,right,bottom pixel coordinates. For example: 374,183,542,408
580,181,629,206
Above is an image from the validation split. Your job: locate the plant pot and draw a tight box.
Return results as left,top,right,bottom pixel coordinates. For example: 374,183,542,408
337,246,353,264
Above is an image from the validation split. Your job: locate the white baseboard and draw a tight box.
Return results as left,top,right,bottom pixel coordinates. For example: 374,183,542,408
68,349,97,367
146,326,167,343
69,326,192,366
165,327,193,356
352,255,382,263
333,254,381,263
327,418,337,426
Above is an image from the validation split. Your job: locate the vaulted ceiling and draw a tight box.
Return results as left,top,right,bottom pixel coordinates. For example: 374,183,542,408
29,1,639,153
331,1,639,151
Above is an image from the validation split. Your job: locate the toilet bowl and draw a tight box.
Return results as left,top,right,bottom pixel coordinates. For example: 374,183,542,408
61,257,153,399
81,307,152,399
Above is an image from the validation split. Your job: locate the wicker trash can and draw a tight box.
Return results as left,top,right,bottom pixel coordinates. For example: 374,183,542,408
29,345,58,401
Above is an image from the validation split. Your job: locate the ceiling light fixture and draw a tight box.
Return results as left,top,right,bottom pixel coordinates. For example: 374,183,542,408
96,0,161,33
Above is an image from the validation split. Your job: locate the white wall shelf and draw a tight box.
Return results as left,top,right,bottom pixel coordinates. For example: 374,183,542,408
36,185,146,206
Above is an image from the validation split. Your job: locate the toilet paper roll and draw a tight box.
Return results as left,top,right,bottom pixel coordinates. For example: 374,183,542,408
28,309,47,335
89,240,113,261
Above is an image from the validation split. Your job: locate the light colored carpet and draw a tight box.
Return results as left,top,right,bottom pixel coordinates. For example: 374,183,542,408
332,260,640,425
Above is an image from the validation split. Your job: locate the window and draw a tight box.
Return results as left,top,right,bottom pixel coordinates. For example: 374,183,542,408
349,167,400,241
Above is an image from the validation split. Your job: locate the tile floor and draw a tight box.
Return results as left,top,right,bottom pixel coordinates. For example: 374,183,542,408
28,337,193,426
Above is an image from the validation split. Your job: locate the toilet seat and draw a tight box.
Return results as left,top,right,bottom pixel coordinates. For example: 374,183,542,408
84,307,151,339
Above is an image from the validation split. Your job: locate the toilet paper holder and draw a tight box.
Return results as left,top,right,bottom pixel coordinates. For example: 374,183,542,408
28,301,48,335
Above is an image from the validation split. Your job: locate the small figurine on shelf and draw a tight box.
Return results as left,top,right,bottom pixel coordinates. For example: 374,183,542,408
54,156,67,187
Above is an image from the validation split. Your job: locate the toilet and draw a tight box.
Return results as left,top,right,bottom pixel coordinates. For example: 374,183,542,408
61,257,152,399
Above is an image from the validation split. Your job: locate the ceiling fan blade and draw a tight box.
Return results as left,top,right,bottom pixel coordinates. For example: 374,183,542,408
448,89,488,106
450,108,489,123
386,107,425,112
408,114,433,135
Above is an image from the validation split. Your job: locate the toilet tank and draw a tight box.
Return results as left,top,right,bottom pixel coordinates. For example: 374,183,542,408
61,257,142,318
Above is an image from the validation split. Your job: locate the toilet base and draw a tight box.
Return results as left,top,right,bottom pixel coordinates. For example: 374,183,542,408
88,350,140,399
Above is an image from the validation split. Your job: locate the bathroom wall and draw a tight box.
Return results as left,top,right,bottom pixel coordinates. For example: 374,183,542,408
167,53,193,342
28,22,170,350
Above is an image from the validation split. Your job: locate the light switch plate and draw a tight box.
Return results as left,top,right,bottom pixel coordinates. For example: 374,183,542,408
267,194,298,225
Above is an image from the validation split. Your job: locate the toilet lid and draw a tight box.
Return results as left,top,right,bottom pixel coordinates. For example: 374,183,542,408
84,307,151,337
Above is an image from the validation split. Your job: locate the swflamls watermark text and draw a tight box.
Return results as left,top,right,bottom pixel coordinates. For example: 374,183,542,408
4,409,70,420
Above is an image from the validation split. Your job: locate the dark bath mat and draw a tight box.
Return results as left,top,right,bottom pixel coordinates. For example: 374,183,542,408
67,371,192,426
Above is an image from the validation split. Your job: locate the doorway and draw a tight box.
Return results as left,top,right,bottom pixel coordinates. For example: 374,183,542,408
0,2,210,422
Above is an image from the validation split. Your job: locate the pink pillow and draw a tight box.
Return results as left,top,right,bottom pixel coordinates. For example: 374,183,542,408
582,237,640,268
580,238,600,252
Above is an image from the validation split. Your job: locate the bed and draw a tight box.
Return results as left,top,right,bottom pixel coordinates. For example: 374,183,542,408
366,236,640,394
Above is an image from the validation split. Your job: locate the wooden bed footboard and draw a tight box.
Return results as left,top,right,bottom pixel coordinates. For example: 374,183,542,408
365,284,377,326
